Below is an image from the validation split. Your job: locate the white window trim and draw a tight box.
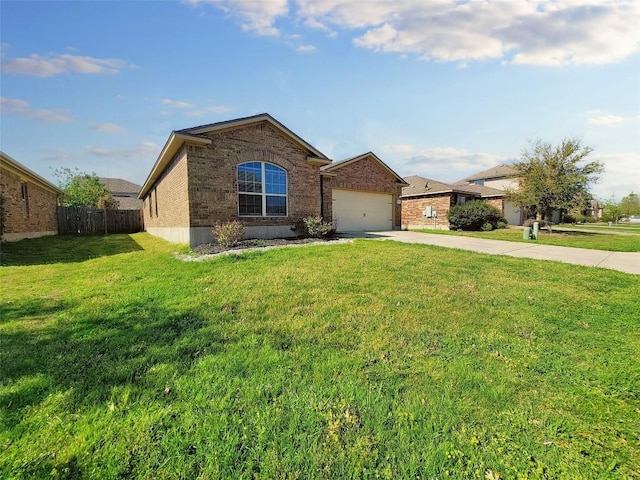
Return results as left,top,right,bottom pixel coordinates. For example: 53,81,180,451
237,162,288,217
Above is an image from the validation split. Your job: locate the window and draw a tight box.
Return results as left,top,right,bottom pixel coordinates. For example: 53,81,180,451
238,162,287,216
456,195,468,205
148,194,153,217
154,188,158,217
20,182,29,217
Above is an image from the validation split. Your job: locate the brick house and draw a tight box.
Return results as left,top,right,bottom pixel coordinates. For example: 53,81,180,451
453,164,524,225
1,151,62,241
98,177,143,210
401,175,504,230
138,114,407,247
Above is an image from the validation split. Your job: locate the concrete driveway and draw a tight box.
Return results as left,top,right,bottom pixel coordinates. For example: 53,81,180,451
340,230,640,275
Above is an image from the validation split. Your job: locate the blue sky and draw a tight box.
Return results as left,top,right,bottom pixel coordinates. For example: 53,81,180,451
1,0,639,200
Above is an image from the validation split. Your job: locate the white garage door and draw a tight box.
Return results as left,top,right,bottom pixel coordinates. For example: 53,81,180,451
332,189,393,232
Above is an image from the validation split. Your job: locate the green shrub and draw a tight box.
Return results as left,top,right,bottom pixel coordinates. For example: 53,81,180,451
481,222,494,231
497,221,507,229
302,216,333,238
563,213,577,223
212,221,245,247
447,200,506,231
585,216,597,223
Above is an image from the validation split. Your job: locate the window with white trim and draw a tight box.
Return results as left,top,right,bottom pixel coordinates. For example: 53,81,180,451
238,162,287,217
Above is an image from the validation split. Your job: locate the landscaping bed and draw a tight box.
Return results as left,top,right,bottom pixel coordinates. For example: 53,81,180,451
191,236,344,255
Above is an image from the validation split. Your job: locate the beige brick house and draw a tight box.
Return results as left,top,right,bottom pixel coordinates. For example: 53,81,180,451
1,151,62,241
401,175,504,230
139,114,407,247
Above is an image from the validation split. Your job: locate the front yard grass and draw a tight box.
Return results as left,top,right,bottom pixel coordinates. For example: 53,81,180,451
557,223,640,234
414,227,640,252
1,234,639,479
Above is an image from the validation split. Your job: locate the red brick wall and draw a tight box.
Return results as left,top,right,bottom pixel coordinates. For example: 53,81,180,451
401,194,454,229
142,147,190,228
1,166,58,239
322,156,404,227
486,197,504,213
186,122,322,228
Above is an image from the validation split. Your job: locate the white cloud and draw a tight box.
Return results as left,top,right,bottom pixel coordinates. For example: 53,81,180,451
85,142,160,159
185,0,288,36
0,97,29,109
1,53,131,77
590,152,640,199
394,146,507,182
587,112,637,126
382,144,415,154
295,0,640,66
184,105,234,117
588,115,625,126
0,96,73,123
296,44,317,53
161,98,195,108
90,123,127,133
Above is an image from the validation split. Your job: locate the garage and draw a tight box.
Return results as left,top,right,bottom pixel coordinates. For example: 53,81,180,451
332,189,393,232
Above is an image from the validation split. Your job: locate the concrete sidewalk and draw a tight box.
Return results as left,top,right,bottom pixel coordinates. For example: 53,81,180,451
344,230,640,275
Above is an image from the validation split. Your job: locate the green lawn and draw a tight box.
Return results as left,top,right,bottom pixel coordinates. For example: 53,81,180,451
557,223,640,234
413,227,640,252
1,234,639,479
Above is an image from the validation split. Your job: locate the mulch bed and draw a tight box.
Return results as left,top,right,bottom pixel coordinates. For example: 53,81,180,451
192,236,342,255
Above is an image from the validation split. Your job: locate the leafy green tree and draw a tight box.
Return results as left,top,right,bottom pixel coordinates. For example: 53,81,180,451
619,192,640,218
505,138,604,228
602,196,622,223
54,168,114,208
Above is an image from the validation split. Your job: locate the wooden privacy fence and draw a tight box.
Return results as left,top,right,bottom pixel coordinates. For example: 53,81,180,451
57,207,144,235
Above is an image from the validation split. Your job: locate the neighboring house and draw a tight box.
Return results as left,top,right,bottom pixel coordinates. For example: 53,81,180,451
401,175,503,230
583,199,603,220
138,113,407,247
98,177,143,210
454,164,524,225
0,151,62,241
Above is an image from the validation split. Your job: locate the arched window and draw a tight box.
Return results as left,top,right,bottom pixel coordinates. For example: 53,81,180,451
238,162,287,217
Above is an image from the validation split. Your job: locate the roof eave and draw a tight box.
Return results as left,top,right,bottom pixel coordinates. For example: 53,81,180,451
308,156,332,166
183,113,329,161
0,151,64,195
401,189,454,198
324,152,408,185
138,132,211,199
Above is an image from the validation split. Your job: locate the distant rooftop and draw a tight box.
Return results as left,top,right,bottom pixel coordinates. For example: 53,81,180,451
402,175,504,198
99,177,142,195
99,177,143,210
403,175,477,197
458,164,517,183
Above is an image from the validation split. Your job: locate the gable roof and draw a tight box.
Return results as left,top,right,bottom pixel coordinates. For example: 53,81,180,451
458,164,517,183
0,151,63,195
140,113,330,198
402,175,478,197
178,113,330,162
321,152,408,185
99,177,141,196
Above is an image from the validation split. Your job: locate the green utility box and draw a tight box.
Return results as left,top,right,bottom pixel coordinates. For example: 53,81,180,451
523,227,532,240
